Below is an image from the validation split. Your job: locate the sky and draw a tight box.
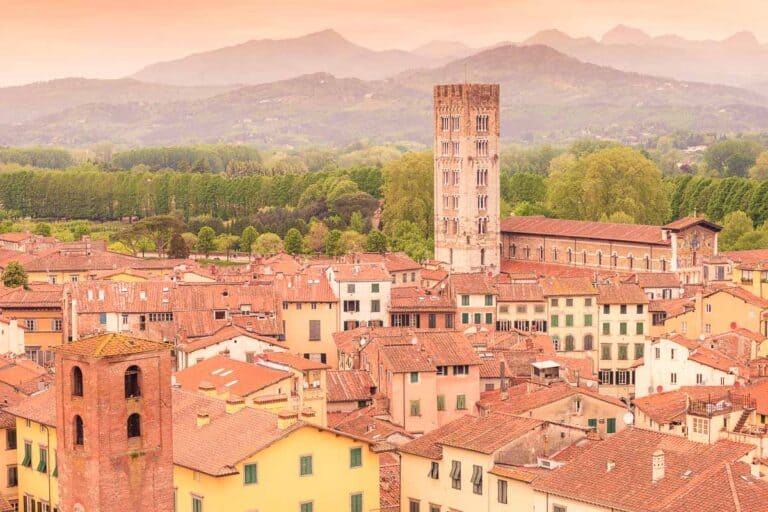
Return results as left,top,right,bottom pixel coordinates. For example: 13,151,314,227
2,0,768,86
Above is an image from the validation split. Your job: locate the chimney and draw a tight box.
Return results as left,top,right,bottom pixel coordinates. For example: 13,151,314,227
225,395,246,414
652,450,665,482
606,460,616,472
499,361,509,401
196,412,210,427
198,381,217,398
751,458,761,479
277,409,298,430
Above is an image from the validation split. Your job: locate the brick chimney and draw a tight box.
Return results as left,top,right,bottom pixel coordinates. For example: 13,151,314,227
196,412,210,427
751,458,761,479
277,409,298,430
198,381,217,398
499,361,509,401
652,450,665,482
225,395,246,414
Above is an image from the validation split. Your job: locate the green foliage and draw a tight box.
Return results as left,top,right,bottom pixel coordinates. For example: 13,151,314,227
601,211,635,224
704,139,763,177
389,221,433,262
382,152,433,239
32,222,52,236
284,228,303,255
215,234,239,259
364,229,388,253
1,261,28,289
112,145,261,173
349,212,365,233
340,230,366,253
196,227,217,256
501,172,547,207
568,139,621,159
68,220,91,241
239,226,258,255
324,229,344,256
253,233,283,256
749,152,768,180
500,145,563,176
305,222,329,254
0,147,73,169
168,233,190,259
719,211,754,251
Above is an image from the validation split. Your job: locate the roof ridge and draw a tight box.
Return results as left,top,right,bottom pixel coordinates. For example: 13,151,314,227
726,463,743,512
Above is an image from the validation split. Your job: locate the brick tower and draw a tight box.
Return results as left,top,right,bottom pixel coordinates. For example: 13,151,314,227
433,83,501,274
54,333,174,512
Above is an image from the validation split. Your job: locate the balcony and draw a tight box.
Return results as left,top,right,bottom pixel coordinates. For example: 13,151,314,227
688,392,755,417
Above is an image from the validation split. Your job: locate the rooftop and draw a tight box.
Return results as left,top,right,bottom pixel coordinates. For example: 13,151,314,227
174,355,291,397
54,333,171,358
501,215,668,245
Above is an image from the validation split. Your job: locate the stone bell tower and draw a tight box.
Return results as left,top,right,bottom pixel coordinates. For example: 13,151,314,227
433,83,501,274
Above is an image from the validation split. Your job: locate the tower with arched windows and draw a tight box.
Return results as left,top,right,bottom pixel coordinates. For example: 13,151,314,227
54,333,174,512
434,84,501,274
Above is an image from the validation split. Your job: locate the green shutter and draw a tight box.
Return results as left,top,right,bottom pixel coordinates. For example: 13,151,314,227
243,463,257,484
300,455,313,476
635,343,644,360
437,395,445,411
551,315,559,327
636,322,644,335
350,493,363,512
607,418,616,434
565,314,573,327
36,448,47,473
21,443,31,467
620,322,627,335
461,313,469,324
300,503,313,512
456,394,466,410
485,313,493,324
350,447,362,468
602,323,610,335
587,418,597,429
584,314,592,327
410,400,420,416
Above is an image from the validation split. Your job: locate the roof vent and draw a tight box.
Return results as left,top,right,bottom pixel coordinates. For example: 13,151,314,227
607,460,616,472
652,450,665,482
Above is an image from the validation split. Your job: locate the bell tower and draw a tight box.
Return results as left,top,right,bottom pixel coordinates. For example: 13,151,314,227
55,333,174,512
433,83,501,274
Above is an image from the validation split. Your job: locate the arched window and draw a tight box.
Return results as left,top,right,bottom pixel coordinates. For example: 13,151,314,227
125,365,141,399
584,334,594,351
565,335,575,351
127,413,141,438
611,253,618,268
538,246,545,261
72,366,83,397
480,249,486,266
628,254,634,270
74,415,84,446
567,249,573,264
510,244,517,258
552,247,558,262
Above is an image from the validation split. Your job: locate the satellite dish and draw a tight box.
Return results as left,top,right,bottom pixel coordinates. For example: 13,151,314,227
622,412,635,425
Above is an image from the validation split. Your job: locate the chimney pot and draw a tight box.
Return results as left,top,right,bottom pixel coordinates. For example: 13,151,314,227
652,449,665,482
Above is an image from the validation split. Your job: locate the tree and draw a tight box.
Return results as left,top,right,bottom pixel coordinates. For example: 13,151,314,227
364,229,388,253
216,234,239,260
382,152,433,238
284,228,303,255
749,151,768,180
168,233,190,259
136,236,155,258
181,232,198,253
501,172,547,207
196,227,217,257
340,230,366,253
2,261,28,289
131,215,185,257
349,211,365,233
253,233,283,256
32,223,52,236
601,211,635,224
389,221,433,261
324,229,344,256
68,220,91,241
239,226,258,258
704,139,763,177
719,211,754,251
305,222,329,253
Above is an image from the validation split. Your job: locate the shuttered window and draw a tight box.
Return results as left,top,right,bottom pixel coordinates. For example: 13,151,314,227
308,320,321,341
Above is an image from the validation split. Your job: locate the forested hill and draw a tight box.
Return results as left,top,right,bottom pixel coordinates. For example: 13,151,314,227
1,46,768,146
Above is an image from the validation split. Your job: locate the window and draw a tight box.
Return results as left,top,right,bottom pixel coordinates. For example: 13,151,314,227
6,428,15,450
441,116,449,131
437,395,445,411
619,322,627,335
71,366,83,397
428,314,436,328
636,322,644,335
497,479,508,504
347,283,355,294
603,305,610,314
21,442,31,468
471,464,483,495
461,295,469,306
618,344,628,360
484,294,493,306
445,314,453,329
350,493,363,512
635,343,644,360
409,500,420,512
148,312,173,322
452,141,460,156
350,447,362,468
343,301,360,312
696,373,703,384
74,416,84,446
637,304,644,314
485,313,493,324
410,400,421,416
309,320,321,341
655,346,661,359
214,310,227,320
450,461,461,489
452,116,460,131
602,323,610,335
300,455,313,476
565,335,575,351
453,365,469,375
551,298,559,307
584,298,592,307
565,315,573,327
456,394,467,410
476,139,489,157
552,336,560,351
371,283,379,293
461,313,469,324
127,413,141,438
99,313,107,325
670,348,676,359
192,496,203,512
601,344,611,360
52,319,62,332
24,320,36,332
551,315,559,328
371,300,380,313
410,372,419,383
476,114,489,132
692,417,709,435
125,365,141,398
584,314,593,327
7,465,16,487
607,418,616,434
429,461,439,479
243,463,257,484
584,334,594,351
670,373,677,384
620,305,627,314
474,313,481,324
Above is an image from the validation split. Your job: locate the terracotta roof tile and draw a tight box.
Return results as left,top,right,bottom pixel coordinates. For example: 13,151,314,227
496,283,544,302
54,333,171,358
663,216,722,232
352,252,421,272
449,272,497,295
633,386,736,425
259,351,330,370
706,286,768,309
649,298,695,318
480,382,624,414
379,452,401,512
6,387,56,427
540,276,598,296
274,270,337,303
177,324,285,353
389,287,454,311
597,283,650,304
628,272,682,289
326,370,376,403
379,344,435,373
502,215,668,245
501,260,633,279
174,355,291,397
330,263,390,282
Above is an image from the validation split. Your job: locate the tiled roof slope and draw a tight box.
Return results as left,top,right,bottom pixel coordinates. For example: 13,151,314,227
326,370,375,403
501,216,667,245
54,333,171,358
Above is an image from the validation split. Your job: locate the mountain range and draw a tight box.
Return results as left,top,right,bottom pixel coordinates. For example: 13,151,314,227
2,27,768,147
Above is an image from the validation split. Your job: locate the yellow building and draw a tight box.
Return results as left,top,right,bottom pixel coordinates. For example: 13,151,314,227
173,388,379,512
6,389,58,512
731,259,768,300
276,271,340,368
0,412,18,511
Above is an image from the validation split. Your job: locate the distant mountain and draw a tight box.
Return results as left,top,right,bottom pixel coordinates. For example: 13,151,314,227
412,40,476,60
520,25,768,87
0,78,235,125
131,29,438,86
3,45,767,147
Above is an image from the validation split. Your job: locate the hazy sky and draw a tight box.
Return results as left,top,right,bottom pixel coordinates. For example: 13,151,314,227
2,0,767,86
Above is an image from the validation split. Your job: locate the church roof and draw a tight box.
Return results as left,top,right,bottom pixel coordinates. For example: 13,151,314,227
54,333,171,358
